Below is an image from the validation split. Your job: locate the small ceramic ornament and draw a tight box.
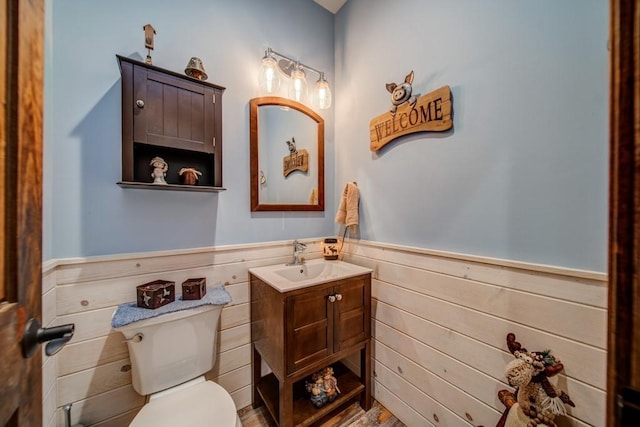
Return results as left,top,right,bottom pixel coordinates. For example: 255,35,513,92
150,156,168,184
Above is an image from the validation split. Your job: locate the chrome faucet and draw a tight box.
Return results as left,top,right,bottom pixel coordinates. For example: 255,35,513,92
287,240,307,265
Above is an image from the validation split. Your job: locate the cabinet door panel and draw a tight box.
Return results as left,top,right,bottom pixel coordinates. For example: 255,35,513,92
287,287,333,373
133,67,214,153
335,279,369,351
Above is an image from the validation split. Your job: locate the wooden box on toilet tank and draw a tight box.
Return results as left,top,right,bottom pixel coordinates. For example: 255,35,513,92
136,280,175,309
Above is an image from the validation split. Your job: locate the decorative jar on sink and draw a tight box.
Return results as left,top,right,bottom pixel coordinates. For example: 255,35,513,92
249,259,372,427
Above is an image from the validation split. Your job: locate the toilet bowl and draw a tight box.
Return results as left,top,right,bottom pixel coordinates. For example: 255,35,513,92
113,301,241,426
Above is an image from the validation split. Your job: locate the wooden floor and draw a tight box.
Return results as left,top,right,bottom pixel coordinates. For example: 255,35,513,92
238,401,406,427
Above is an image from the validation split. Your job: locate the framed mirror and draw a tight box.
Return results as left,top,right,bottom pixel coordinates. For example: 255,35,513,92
250,97,325,211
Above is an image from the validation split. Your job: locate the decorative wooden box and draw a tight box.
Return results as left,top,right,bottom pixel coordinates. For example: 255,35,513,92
182,278,207,300
137,280,175,309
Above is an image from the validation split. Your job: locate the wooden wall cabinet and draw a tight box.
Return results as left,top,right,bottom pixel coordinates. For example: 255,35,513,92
117,55,225,192
250,273,371,427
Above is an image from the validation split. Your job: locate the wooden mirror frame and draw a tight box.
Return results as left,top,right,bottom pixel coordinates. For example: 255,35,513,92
250,97,325,211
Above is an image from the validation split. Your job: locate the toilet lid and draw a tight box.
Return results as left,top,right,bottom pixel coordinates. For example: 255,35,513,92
130,380,238,427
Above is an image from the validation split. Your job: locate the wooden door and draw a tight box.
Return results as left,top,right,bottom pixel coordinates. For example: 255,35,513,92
0,0,44,425
608,1,640,425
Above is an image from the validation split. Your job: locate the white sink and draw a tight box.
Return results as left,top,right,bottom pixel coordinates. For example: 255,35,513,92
249,258,372,292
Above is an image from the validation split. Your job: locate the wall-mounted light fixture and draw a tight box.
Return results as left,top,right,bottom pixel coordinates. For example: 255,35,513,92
258,47,332,110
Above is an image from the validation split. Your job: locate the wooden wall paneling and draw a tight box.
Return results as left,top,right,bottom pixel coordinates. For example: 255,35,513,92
344,242,606,308
89,409,139,427
230,385,252,411
215,365,252,394
213,343,251,375
55,385,144,427
54,241,321,285
374,323,502,411
373,299,607,395
373,259,606,347
57,334,128,376
56,267,249,316
373,280,606,389
57,358,132,406
41,356,56,427
373,381,433,427
373,361,469,425
374,338,500,425
219,324,251,353
373,281,606,390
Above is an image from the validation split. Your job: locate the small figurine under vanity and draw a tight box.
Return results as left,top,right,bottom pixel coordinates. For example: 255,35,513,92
305,366,340,408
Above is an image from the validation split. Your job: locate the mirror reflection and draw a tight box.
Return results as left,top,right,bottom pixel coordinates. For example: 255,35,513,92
250,97,324,211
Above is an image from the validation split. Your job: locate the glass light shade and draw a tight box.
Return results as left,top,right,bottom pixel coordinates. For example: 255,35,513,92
313,75,332,109
258,54,280,94
288,67,307,102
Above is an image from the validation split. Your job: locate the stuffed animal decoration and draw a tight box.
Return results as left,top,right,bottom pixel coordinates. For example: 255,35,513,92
497,333,575,427
386,71,420,116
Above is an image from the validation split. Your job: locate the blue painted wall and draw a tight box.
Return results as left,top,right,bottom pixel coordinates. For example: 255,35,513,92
334,0,608,271
45,0,609,272
43,0,336,259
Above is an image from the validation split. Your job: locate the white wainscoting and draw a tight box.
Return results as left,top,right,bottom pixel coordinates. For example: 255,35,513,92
42,239,607,426
341,239,607,427
45,240,322,427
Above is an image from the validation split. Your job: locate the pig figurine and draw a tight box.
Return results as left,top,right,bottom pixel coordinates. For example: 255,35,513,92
386,71,420,115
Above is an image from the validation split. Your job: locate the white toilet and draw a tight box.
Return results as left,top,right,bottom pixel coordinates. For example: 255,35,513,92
114,304,242,426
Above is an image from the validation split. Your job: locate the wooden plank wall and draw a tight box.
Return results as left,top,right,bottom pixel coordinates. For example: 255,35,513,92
45,240,321,427
42,238,606,426
42,261,57,427
342,239,607,427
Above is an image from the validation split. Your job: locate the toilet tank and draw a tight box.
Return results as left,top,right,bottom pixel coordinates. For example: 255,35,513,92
116,304,223,396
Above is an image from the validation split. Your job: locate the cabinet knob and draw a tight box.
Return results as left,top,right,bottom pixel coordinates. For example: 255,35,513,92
136,99,145,108
328,295,336,303
335,293,343,301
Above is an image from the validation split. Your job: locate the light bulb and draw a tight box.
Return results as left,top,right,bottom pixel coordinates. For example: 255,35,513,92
313,73,332,109
258,51,280,94
288,65,307,102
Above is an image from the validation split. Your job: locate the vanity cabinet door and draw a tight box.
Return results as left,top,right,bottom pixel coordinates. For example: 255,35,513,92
286,286,334,374
334,278,370,352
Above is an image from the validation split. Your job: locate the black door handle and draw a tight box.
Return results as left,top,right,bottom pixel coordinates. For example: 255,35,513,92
22,318,75,358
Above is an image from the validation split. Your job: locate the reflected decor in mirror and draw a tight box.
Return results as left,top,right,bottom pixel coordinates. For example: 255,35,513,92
250,97,324,211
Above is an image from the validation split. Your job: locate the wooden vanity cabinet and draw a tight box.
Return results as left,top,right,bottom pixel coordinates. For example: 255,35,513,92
250,273,371,427
117,55,225,191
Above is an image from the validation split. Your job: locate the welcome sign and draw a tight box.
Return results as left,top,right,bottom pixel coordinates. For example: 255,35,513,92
369,85,453,152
